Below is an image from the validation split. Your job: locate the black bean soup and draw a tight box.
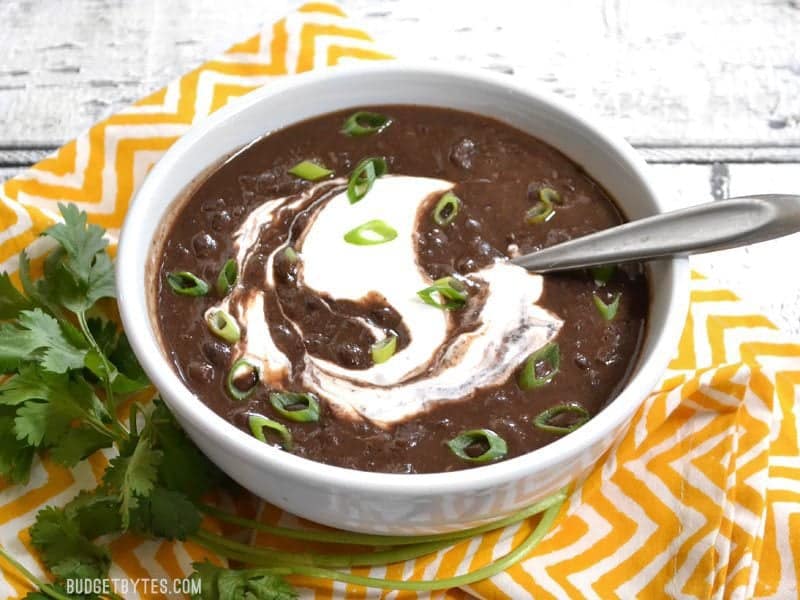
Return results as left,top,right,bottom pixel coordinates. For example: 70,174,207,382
155,106,648,473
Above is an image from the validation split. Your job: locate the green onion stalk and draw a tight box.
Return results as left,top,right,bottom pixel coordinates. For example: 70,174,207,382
193,489,566,591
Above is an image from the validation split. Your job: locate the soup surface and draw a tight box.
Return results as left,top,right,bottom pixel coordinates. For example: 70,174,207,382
155,105,648,473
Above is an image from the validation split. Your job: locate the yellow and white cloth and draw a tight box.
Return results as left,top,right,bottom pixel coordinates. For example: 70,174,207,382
1,3,798,598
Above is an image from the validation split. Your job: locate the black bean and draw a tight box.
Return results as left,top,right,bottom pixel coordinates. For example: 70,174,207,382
427,228,449,248
473,238,497,257
304,295,326,314
371,306,399,327
187,361,214,384
255,171,278,194
238,175,257,191
427,263,453,280
335,342,367,368
450,137,477,169
464,218,482,232
192,232,217,258
271,323,294,343
304,332,326,354
202,341,231,367
574,353,591,370
201,197,225,212
456,256,478,274
274,261,297,285
210,211,232,232
232,368,258,392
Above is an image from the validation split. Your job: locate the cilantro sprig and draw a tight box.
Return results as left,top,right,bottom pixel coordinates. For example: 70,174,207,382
0,204,566,600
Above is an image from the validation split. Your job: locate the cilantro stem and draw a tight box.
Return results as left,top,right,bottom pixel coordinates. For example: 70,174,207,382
211,491,565,592
0,543,74,600
197,491,564,547
83,412,125,444
76,311,128,443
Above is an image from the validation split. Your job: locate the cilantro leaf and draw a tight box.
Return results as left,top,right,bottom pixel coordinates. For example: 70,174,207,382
245,575,298,600
12,373,103,450
0,272,33,320
17,251,60,316
191,562,224,600
0,363,53,405
43,204,109,284
87,317,118,356
5,309,88,373
0,415,36,483
84,252,116,306
50,426,113,467
64,490,122,539
151,400,223,498
14,401,71,447
129,486,201,540
103,434,162,527
84,347,149,396
47,251,115,315
83,349,118,383
190,563,298,600
30,506,111,582
109,332,149,392
18,309,87,371
39,205,115,313
0,324,46,373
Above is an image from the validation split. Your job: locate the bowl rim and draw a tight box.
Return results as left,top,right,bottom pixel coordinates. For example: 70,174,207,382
117,62,690,495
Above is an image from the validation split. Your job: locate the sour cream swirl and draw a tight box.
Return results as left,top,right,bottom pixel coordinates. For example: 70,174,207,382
213,175,563,427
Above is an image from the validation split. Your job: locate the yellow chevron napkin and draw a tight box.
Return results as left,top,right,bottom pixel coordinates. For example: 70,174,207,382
1,3,798,598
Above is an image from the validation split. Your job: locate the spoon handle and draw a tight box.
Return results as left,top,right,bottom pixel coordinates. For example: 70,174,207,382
510,194,800,273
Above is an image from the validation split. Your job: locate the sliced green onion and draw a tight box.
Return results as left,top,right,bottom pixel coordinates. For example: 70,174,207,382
525,194,555,224
447,429,508,463
205,309,241,343
289,160,334,181
590,264,616,285
593,292,621,321
432,191,461,226
344,219,398,246
166,271,209,296
371,334,397,364
226,358,260,400
417,276,468,310
248,414,293,450
519,342,560,390
269,392,320,423
533,403,591,435
341,111,392,137
347,157,388,204
216,258,238,295
283,246,299,263
539,187,562,205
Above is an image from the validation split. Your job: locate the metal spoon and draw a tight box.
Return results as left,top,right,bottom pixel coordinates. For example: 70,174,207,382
510,194,800,273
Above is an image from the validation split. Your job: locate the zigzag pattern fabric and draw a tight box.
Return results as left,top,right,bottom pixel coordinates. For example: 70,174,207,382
1,3,798,598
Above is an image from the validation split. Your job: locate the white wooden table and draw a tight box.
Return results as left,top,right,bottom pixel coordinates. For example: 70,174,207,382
2,0,799,332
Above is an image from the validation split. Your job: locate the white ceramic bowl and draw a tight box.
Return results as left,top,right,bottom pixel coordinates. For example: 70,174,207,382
117,63,689,534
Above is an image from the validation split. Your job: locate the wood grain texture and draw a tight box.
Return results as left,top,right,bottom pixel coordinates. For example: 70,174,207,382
0,0,799,147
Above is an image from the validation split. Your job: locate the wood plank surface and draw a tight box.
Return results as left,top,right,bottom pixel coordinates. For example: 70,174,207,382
0,0,798,148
